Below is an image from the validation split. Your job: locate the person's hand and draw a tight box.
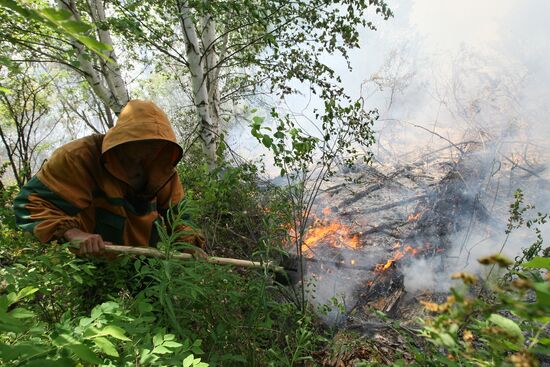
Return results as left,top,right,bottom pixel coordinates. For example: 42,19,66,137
64,228,110,256
181,246,208,260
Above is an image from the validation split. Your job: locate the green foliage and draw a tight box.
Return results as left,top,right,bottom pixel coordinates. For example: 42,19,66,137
505,189,550,278
179,159,291,260
0,174,323,366
415,256,550,366
0,285,206,366
0,0,112,68
404,192,550,366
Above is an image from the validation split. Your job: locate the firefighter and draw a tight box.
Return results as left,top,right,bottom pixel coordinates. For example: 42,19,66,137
13,99,205,256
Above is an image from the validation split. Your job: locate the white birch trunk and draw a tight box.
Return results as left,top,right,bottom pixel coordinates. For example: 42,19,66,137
201,14,221,137
177,0,218,168
57,0,126,116
87,0,129,110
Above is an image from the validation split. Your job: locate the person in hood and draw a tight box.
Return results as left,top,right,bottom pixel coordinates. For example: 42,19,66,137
13,100,205,256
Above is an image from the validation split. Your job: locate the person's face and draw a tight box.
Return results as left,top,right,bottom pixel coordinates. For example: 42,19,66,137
114,140,167,186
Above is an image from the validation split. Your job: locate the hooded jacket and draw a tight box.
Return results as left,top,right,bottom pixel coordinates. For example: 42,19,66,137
13,100,203,248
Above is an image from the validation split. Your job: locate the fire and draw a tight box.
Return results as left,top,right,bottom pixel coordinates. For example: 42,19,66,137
374,243,425,272
301,217,361,257
407,212,422,222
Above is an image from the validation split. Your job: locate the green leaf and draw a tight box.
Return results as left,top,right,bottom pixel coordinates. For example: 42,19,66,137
16,286,39,302
262,135,273,148
153,333,163,346
0,343,49,361
164,341,183,348
437,332,456,348
152,345,171,354
53,334,80,347
98,301,120,314
0,311,26,333
40,8,72,21
62,19,92,33
76,35,113,52
0,85,12,94
9,307,35,319
91,307,102,320
252,116,265,124
533,282,550,306
94,336,119,357
79,317,93,328
66,344,103,364
138,300,153,313
522,257,550,270
0,0,34,19
101,325,131,341
25,358,74,367
488,314,525,344
83,325,101,338
183,354,194,367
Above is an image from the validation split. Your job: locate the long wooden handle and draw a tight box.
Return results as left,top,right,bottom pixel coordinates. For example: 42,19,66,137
96,244,285,273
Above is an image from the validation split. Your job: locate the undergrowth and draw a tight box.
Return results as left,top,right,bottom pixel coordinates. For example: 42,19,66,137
0,160,323,366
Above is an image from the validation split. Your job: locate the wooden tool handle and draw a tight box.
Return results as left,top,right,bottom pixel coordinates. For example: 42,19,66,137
89,244,285,273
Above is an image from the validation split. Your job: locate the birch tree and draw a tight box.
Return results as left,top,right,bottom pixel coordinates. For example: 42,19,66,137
56,0,129,115
0,0,129,117
110,0,392,168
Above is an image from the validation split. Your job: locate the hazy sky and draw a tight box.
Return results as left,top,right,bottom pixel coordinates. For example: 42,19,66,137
230,0,550,172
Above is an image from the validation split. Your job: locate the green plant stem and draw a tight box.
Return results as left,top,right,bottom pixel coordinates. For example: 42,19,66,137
527,321,549,351
15,346,57,366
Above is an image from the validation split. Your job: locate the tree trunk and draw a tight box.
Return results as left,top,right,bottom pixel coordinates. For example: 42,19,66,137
88,0,129,110
177,0,218,169
201,14,221,150
57,0,128,116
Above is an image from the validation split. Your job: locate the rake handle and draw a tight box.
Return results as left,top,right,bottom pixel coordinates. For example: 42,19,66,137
88,244,285,273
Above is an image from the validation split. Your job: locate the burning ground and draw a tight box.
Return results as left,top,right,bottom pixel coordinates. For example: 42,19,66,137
293,141,550,328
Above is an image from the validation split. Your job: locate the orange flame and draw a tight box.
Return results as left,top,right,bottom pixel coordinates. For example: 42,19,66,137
407,212,422,222
374,244,422,272
301,218,361,257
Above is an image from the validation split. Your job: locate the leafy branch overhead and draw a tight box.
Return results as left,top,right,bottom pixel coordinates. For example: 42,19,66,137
0,0,112,65
108,0,391,168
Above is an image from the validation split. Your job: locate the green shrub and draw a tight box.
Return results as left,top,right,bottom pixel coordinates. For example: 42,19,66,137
0,173,322,366
416,256,550,366
178,160,292,260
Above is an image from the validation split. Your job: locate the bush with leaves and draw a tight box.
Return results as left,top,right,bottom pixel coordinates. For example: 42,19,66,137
178,159,292,260
0,285,207,366
412,191,550,366
415,255,549,366
0,173,325,366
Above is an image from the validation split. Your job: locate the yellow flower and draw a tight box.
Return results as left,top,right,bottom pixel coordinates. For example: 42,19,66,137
462,330,474,343
478,254,513,267
420,300,449,313
511,278,534,290
508,351,540,367
451,272,478,285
